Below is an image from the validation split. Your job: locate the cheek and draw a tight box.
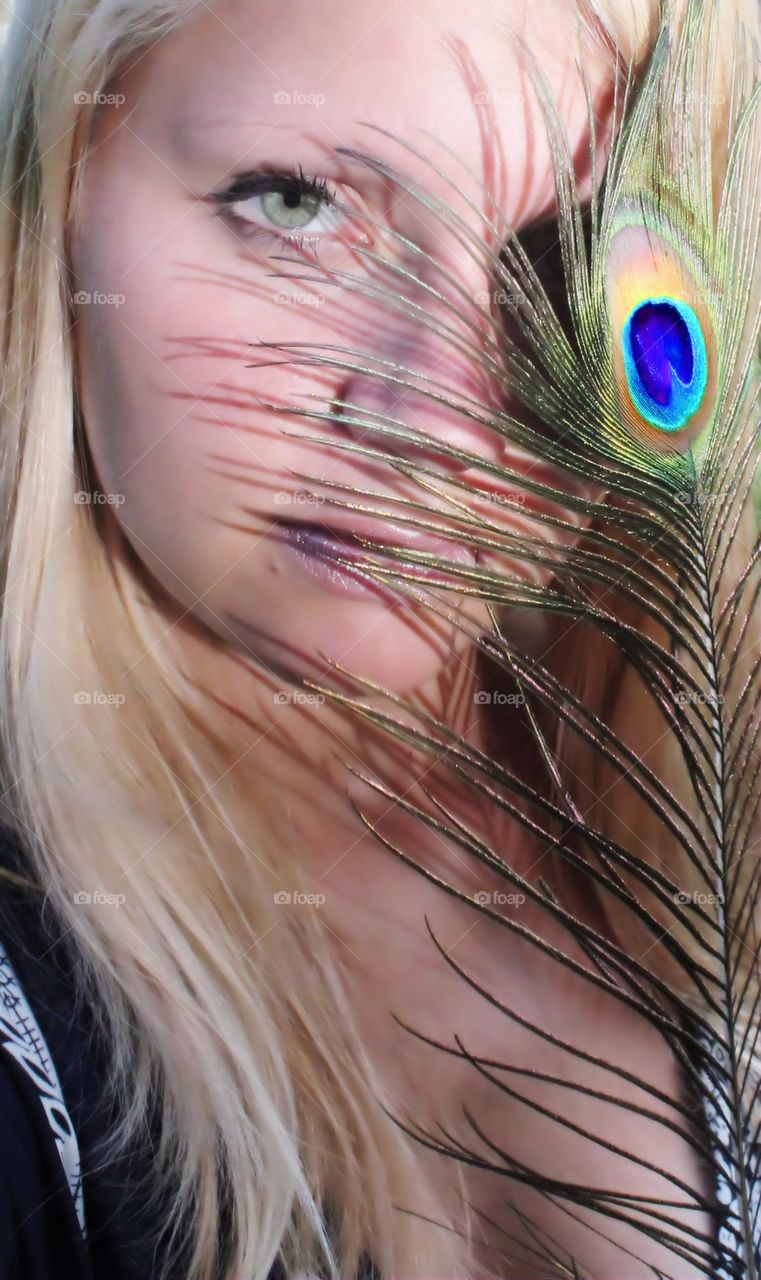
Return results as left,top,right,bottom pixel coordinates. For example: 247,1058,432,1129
76,309,281,614
69,176,489,685
72,193,333,599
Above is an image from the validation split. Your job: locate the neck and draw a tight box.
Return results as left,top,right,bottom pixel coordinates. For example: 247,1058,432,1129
179,622,544,1275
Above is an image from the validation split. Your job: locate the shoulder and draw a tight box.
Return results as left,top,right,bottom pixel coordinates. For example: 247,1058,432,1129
0,1032,93,1279
0,831,94,1277
0,827,193,1280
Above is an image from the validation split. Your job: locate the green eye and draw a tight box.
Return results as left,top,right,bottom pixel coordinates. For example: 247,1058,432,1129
214,169,343,244
260,188,323,231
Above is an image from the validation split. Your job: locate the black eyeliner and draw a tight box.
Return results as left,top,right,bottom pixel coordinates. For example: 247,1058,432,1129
212,165,336,206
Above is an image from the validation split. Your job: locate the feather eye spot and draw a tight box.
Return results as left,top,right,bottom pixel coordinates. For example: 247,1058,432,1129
621,298,708,432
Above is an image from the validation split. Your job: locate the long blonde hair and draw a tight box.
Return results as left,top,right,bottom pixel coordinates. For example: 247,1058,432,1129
0,1,757,1278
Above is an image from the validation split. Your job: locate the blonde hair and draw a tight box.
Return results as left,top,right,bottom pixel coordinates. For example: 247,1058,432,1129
0,1,757,1278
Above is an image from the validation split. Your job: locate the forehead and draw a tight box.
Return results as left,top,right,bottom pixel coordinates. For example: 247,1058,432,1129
157,0,521,71
84,0,615,237
108,0,586,151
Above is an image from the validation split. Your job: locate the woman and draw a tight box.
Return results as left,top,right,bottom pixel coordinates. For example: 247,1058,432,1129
0,0,758,1277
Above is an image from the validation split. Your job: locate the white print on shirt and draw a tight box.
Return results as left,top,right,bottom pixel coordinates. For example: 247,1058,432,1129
0,937,86,1234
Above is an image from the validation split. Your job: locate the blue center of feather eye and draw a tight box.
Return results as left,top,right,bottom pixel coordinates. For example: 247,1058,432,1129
621,298,708,432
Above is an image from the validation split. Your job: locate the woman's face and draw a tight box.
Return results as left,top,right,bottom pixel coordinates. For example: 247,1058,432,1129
71,0,612,694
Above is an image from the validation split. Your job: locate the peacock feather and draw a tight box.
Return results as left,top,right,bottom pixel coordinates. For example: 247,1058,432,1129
242,0,761,1274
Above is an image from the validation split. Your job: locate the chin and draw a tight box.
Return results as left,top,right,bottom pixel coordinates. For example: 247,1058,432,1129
214,586,465,701
255,598,462,698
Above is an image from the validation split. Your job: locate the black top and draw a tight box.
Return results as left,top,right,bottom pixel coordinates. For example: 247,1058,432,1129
0,823,197,1280
0,825,367,1280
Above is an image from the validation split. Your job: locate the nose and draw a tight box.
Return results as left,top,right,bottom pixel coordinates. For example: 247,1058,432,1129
332,364,502,476
329,201,506,476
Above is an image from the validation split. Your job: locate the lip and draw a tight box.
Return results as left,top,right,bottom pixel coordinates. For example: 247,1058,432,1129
271,514,477,603
273,511,478,561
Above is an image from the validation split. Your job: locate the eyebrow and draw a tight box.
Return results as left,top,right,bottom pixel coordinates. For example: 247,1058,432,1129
181,116,293,133
169,114,327,171
172,115,295,154
172,116,393,188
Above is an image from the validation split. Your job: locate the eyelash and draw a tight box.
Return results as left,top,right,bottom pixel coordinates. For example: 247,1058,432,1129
210,165,339,250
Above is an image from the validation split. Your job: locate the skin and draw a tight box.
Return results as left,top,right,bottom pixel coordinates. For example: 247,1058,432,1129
72,0,602,696
70,0,711,1275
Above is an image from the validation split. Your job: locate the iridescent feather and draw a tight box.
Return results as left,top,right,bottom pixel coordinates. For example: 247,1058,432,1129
244,1,761,1275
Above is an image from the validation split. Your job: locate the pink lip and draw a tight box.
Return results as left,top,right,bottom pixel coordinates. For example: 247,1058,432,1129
271,514,477,604
273,512,477,562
